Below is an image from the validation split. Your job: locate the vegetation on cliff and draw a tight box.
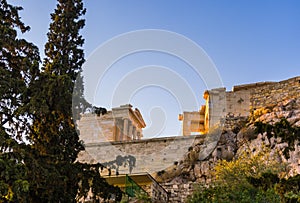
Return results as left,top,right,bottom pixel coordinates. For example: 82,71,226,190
254,118,300,159
188,119,300,203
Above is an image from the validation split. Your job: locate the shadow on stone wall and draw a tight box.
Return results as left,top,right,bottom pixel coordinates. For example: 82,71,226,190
101,155,136,176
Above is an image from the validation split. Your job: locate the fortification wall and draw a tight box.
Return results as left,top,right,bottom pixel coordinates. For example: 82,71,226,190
161,182,195,203
77,135,205,175
208,76,300,126
225,88,251,117
249,76,300,110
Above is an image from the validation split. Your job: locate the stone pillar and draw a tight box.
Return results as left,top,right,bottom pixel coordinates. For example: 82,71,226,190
123,118,129,140
137,131,141,140
113,125,118,141
115,118,124,141
132,126,137,140
128,121,133,140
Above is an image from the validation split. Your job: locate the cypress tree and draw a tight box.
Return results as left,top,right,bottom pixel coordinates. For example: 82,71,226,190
26,0,121,202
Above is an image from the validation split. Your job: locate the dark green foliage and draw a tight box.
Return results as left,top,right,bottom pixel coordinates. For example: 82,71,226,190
0,0,39,201
1,0,121,201
76,163,122,202
247,172,279,191
0,0,40,141
25,0,122,202
187,181,280,203
93,106,108,116
0,152,30,202
275,174,300,203
254,118,300,159
188,173,300,203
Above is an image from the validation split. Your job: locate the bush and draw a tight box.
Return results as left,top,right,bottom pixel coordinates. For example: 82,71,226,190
187,145,287,203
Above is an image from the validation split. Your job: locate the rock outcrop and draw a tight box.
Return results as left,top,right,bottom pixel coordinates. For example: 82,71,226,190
158,97,300,202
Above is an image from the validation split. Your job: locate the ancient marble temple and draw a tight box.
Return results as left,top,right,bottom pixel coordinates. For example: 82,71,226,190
77,104,146,143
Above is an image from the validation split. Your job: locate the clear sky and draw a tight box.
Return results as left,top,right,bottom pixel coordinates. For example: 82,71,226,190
11,0,300,138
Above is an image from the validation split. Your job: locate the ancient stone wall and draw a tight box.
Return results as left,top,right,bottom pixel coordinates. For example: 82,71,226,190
206,76,300,129
249,76,300,110
151,180,169,202
161,182,195,203
225,88,250,117
77,135,205,175
78,112,115,143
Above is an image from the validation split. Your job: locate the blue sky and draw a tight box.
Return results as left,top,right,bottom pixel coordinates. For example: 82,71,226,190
12,0,300,138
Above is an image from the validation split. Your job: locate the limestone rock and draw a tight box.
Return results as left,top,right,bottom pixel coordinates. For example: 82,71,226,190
237,126,257,144
294,120,300,127
252,98,300,128
220,148,234,161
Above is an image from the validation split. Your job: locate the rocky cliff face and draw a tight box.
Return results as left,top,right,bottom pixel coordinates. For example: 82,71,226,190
157,97,300,202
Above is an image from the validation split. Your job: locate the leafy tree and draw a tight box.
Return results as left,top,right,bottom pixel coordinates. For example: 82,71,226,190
0,0,39,201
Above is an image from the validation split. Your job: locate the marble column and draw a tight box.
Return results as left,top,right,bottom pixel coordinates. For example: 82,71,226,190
116,118,124,141
128,121,133,140
123,118,129,140
132,126,137,140
137,131,142,140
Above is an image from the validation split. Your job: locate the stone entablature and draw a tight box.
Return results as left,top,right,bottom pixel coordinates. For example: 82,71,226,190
77,104,146,143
